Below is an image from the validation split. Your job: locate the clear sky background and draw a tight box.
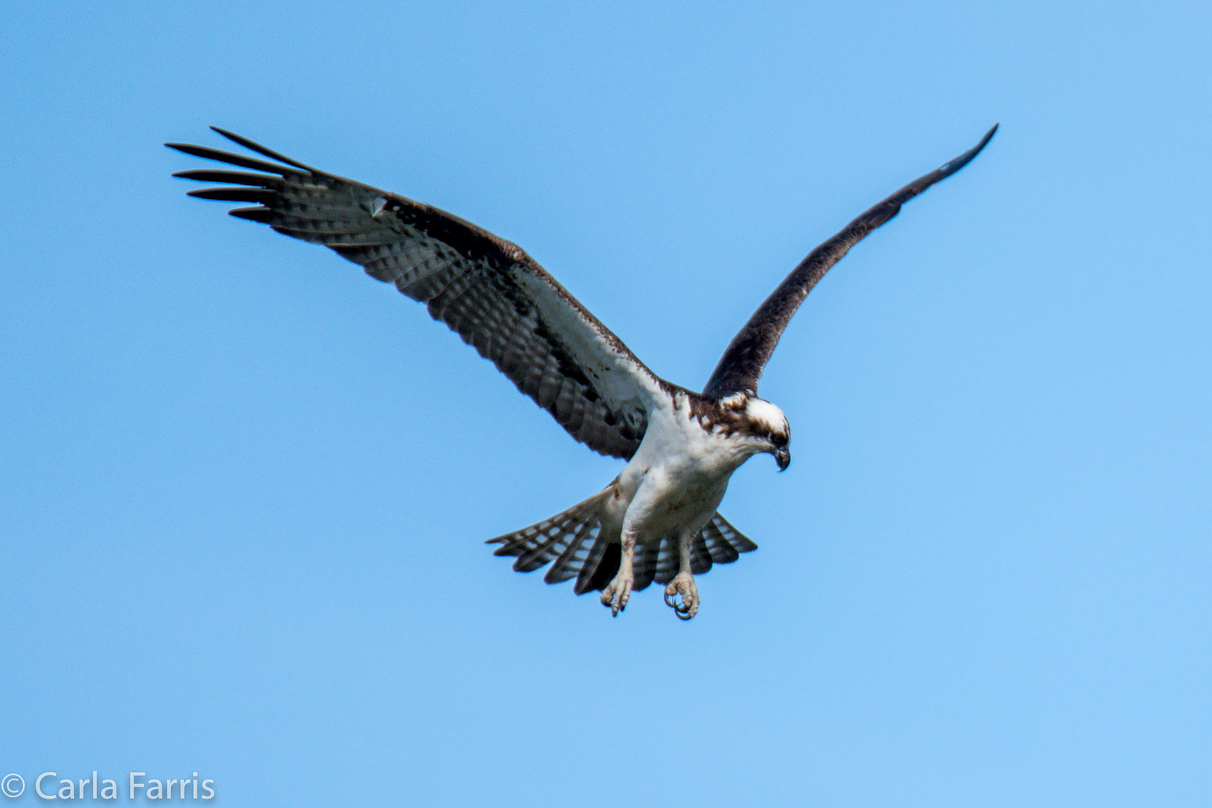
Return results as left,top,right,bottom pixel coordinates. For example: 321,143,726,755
2,2,1209,806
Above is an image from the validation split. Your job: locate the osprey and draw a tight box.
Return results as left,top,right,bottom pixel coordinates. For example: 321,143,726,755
168,125,995,620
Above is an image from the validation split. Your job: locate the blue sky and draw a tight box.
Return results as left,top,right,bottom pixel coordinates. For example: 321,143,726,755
2,1,1209,806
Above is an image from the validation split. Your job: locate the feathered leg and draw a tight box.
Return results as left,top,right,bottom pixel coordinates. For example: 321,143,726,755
600,533,635,616
664,530,699,620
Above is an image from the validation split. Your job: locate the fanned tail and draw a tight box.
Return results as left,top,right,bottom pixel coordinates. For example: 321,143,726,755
487,489,616,593
696,511,758,568
489,500,757,596
634,511,758,585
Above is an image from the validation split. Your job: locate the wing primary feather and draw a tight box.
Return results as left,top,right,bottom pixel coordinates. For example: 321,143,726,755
209,126,321,171
187,187,278,204
164,142,305,176
229,206,273,222
172,169,279,185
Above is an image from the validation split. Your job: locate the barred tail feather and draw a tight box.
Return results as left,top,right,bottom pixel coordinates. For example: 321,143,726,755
545,520,602,585
488,497,758,595
487,487,626,594
651,511,759,583
487,489,610,575
573,538,619,595
652,535,679,584
700,511,758,558
630,540,659,592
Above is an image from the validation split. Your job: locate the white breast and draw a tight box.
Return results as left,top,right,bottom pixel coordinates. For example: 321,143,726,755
611,395,759,544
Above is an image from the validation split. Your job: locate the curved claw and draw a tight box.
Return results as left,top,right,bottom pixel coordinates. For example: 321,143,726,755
664,588,693,618
601,573,633,617
663,573,699,620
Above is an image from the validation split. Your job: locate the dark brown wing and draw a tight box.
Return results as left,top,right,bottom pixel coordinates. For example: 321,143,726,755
702,125,997,398
168,128,670,459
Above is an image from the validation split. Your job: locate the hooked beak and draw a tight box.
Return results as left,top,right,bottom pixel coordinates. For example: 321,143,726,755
774,446,790,472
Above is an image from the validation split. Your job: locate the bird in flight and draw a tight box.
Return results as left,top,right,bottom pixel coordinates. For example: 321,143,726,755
168,124,995,620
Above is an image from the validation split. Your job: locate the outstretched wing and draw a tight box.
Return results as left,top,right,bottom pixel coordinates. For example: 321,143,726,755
168,128,669,459
702,125,998,399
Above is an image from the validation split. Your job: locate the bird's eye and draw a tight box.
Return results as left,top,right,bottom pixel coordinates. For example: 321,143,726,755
771,433,787,447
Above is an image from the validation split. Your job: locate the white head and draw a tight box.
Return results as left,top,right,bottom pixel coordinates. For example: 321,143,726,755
744,397,791,471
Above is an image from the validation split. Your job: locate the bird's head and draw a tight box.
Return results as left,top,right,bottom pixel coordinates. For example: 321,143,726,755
743,397,791,471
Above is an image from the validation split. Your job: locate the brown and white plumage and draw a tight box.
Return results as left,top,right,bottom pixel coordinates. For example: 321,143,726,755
168,125,995,619
170,129,663,460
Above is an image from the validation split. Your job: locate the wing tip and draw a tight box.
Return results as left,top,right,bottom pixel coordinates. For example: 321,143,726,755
228,206,273,223
167,130,316,177
976,122,999,152
208,126,317,171
938,123,999,176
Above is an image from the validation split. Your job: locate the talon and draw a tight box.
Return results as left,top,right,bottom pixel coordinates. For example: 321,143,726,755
601,570,634,617
663,572,699,620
